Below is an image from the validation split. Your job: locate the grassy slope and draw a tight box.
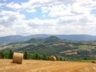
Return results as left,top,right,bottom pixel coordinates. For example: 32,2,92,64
0,40,96,59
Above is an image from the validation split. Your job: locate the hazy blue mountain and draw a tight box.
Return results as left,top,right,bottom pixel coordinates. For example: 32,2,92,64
28,34,49,38
0,34,96,46
0,35,29,46
0,34,49,46
56,34,96,41
27,34,96,41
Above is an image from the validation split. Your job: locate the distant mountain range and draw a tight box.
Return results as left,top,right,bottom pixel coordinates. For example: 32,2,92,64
0,34,96,46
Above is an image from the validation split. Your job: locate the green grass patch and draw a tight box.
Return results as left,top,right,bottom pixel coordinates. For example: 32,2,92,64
79,45,89,50
92,42,96,45
69,60,93,63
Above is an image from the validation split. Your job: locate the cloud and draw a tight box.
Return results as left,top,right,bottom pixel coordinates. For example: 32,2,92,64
0,0,6,8
0,10,25,27
0,25,17,36
27,17,57,26
58,0,77,4
0,9,96,36
41,0,96,17
6,0,78,13
7,0,56,9
6,0,78,9
0,0,96,36
6,2,22,9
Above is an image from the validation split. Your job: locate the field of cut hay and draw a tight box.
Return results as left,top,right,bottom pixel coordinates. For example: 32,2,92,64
0,59,96,72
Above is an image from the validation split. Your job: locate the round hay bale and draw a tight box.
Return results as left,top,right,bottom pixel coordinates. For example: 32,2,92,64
50,55,56,61
13,52,23,64
92,60,96,63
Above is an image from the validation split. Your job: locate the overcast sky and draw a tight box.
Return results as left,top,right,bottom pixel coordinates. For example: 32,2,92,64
0,0,96,37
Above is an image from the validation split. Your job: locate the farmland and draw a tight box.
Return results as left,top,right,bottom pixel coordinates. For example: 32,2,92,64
0,59,96,72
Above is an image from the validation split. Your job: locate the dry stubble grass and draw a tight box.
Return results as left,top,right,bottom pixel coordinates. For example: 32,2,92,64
0,59,96,72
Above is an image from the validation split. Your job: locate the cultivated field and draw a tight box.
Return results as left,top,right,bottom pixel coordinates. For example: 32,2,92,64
0,59,96,72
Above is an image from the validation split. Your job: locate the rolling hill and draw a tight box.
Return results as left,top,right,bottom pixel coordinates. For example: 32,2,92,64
0,36,96,60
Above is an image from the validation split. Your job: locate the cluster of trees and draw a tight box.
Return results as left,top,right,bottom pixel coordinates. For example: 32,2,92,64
23,51,49,60
0,49,13,59
0,50,65,61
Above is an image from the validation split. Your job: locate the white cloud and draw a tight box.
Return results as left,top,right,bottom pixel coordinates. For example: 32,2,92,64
0,9,96,36
0,0,6,8
0,0,96,36
0,3,3,8
27,18,58,29
41,4,68,15
6,0,78,13
0,25,17,36
0,10,27,36
6,2,22,9
6,0,78,9
0,10,25,27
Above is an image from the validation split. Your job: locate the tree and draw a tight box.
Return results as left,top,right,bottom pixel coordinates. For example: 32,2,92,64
84,57,87,60
34,53,39,60
4,52,9,59
0,50,4,58
24,51,28,59
9,49,13,59
56,55,59,61
60,57,63,61
42,54,48,60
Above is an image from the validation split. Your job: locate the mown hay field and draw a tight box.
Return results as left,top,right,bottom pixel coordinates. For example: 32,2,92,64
0,59,96,72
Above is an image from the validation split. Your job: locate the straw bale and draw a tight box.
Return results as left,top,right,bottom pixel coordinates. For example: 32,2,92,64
92,60,96,63
13,52,23,64
50,55,56,61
